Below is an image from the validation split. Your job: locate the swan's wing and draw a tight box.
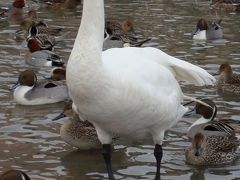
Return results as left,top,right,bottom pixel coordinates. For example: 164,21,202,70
139,47,216,86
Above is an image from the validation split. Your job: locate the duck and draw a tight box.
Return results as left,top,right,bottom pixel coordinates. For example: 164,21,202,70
211,0,240,11
105,20,135,34
216,63,240,94
185,99,240,165
43,0,81,9
53,101,101,150
192,18,223,40
11,69,69,105
66,0,215,179
49,67,66,81
25,37,65,67
27,22,56,51
103,30,151,50
0,169,30,180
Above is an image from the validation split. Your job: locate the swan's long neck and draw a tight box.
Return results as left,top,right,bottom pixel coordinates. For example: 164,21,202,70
67,0,105,95
73,0,104,54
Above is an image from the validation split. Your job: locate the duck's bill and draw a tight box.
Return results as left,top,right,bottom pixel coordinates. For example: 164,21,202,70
43,75,52,80
9,81,20,91
183,108,196,117
52,112,66,121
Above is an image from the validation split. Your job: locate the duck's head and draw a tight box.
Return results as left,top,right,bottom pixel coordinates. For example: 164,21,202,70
27,38,41,53
18,70,37,86
0,169,30,180
46,67,66,81
121,20,134,33
195,99,217,120
11,70,37,90
187,99,217,137
218,63,233,80
185,133,206,165
28,10,38,20
52,100,74,121
196,18,208,31
192,18,208,40
12,0,25,9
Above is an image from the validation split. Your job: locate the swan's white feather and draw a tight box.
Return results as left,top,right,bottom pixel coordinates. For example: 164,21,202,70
104,47,215,86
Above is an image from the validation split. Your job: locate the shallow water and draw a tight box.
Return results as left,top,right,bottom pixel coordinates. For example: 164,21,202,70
0,0,240,179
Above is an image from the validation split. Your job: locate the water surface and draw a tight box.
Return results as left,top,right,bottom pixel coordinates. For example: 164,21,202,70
0,0,240,179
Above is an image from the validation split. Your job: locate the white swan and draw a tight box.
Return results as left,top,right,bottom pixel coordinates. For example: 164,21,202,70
66,0,216,179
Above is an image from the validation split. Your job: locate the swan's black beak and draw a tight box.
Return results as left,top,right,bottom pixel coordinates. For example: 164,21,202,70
10,81,20,91
52,112,66,121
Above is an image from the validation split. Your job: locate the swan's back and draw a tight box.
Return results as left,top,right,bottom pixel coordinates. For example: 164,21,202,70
103,47,215,87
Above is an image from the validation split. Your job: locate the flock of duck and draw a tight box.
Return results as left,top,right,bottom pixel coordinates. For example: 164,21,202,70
1,0,240,179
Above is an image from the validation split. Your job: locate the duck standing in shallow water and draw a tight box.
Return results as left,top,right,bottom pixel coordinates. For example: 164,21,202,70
11,70,69,105
185,99,240,165
53,101,101,150
192,18,223,40
216,63,240,94
66,0,215,179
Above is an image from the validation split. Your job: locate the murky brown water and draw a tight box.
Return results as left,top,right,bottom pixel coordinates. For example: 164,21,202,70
0,0,240,179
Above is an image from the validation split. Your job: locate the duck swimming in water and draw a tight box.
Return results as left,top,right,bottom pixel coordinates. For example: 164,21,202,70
216,63,240,94
185,99,240,165
11,69,69,105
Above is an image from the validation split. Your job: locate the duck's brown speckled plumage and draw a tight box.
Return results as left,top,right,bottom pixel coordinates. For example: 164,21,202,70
186,99,240,165
217,63,240,94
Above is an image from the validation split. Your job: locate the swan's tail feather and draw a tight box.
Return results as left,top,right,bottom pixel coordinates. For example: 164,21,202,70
147,47,216,86
168,54,216,86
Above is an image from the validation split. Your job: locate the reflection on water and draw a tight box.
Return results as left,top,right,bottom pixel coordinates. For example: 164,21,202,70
0,0,240,179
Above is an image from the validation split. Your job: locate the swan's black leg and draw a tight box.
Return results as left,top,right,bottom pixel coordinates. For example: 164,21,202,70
102,144,115,180
154,144,162,180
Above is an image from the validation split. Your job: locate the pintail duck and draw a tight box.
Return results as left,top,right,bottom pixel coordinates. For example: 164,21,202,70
211,0,240,11
185,99,240,165
49,67,66,81
53,101,101,150
11,70,69,105
25,37,64,67
192,18,223,40
27,22,56,51
0,169,30,180
216,63,240,94
103,30,151,50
